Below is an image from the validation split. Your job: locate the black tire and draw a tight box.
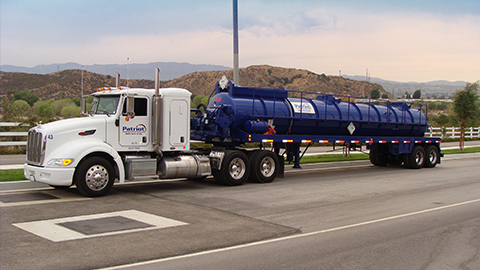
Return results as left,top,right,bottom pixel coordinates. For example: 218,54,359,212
214,150,250,186
250,150,279,183
212,169,223,184
369,150,388,166
49,185,71,190
424,145,440,168
405,146,425,169
402,154,410,168
74,157,115,197
369,150,378,165
187,176,208,181
388,155,404,166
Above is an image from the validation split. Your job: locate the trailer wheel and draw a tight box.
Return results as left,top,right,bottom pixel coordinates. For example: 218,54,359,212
402,154,410,168
424,145,440,168
215,150,250,186
74,157,114,197
250,150,279,183
388,155,404,166
405,146,425,169
369,150,388,166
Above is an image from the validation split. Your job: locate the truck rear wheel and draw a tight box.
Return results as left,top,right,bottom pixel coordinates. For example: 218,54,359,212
424,145,440,168
369,150,388,166
215,150,250,186
74,157,115,197
250,150,279,183
405,146,425,169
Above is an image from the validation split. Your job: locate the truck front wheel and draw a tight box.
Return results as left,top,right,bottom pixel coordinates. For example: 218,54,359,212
74,157,115,197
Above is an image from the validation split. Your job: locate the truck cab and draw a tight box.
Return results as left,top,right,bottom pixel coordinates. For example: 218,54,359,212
24,85,194,196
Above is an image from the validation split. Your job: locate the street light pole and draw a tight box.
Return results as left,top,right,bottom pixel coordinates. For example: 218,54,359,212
233,0,239,85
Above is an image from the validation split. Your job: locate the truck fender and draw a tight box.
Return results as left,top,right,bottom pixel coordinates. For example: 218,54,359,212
48,138,125,183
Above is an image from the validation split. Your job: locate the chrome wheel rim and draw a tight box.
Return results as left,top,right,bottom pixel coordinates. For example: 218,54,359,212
415,152,424,165
229,157,246,180
260,156,275,177
429,151,437,164
85,165,109,191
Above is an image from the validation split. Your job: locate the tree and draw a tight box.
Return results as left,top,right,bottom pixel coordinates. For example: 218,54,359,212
404,91,412,99
38,103,55,118
33,100,54,117
413,89,421,99
12,100,32,119
370,88,380,99
381,93,389,99
51,99,74,116
452,81,479,150
191,95,209,109
61,104,81,118
0,97,15,121
14,90,39,106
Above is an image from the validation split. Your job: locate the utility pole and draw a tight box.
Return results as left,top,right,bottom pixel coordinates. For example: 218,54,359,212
233,0,239,85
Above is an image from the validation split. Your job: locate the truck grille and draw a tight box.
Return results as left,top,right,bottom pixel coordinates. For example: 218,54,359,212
26,129,46,166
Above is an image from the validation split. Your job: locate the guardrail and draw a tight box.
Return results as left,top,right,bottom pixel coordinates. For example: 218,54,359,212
426,126,480,139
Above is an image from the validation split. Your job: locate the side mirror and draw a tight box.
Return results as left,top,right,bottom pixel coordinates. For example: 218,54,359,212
126,96,135,119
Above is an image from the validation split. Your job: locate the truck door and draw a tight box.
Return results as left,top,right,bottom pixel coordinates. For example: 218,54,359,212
169,99,189,148
119,96,150,148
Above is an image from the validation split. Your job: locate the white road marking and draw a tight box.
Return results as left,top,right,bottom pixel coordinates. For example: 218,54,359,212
101,198,480,269
0,189,91,207
13,210,188,242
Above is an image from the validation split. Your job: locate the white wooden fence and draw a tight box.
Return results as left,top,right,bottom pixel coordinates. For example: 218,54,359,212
0,122,28,146
426,127,480,139
1,122,479,146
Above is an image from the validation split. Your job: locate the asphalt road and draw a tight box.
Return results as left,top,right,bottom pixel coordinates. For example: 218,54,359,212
1,154,480,269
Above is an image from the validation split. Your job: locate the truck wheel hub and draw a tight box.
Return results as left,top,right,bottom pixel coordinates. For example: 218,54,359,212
86,165,109,190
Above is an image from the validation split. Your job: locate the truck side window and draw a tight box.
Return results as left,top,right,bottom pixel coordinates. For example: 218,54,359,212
122,97,148,116
134,98,147,116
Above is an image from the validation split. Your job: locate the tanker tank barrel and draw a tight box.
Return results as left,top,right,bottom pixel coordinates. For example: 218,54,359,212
191,79,428,144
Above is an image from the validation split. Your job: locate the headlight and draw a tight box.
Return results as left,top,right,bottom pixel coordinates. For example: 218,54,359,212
47,158,74,166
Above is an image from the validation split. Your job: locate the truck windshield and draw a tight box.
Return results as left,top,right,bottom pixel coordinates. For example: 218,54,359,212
90,95,121,115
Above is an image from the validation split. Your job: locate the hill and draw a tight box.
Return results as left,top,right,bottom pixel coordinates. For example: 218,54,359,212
0,62,230,81
0,65,387,100
163,65,386,97
346,75,467,98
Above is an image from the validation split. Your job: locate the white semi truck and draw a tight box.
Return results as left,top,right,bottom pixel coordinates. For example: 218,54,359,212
24,70,213,196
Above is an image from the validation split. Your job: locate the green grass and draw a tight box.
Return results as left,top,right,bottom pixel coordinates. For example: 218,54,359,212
441,146,480,155
2,147,480,182
0,169,27,182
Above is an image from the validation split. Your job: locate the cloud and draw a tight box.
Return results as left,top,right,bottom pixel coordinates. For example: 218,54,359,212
239,11,480,82
240,4,337,36
1,0,479,82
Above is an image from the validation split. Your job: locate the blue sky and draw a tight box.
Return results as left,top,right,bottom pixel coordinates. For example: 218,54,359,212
1,0,479,82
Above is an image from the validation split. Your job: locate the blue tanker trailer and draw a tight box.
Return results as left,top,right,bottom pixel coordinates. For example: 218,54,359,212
191,76,441,180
